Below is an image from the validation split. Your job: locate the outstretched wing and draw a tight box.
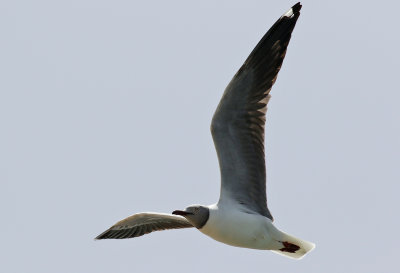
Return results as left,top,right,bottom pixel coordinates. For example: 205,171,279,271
95,213,193,239
211,3,302,220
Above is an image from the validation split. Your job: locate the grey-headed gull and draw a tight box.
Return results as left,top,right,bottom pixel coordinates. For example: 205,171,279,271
96,2,315,259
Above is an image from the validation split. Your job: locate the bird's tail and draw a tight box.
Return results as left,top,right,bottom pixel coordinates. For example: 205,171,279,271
270,227,315,259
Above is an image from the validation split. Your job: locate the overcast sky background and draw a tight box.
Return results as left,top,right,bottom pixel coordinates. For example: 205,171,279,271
1,0,399,272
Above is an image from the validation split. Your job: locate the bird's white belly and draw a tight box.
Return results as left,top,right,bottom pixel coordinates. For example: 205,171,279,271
199,204,278,250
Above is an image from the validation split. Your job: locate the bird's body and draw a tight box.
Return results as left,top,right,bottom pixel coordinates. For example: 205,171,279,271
96,2,315,259
200,202,276,250
199,201,314,259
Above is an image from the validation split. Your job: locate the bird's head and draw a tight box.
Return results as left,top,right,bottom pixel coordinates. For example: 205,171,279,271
172,205,209,229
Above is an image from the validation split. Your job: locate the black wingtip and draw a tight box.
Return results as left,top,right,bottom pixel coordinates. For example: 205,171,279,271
292,2,302,14
283,2,302,19
94,229,110,240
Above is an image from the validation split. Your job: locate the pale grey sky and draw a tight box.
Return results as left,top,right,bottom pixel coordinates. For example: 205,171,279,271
1,0,399,272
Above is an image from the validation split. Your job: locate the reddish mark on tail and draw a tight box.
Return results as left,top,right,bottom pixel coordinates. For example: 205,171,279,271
279,241,300,253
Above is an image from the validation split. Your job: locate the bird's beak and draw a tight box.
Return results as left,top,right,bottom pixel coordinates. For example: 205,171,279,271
172,210,193,216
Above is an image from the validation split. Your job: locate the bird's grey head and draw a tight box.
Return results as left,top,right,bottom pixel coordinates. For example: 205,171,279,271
172,205,209,229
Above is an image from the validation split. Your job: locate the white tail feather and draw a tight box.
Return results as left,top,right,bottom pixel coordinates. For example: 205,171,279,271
270,228,315,259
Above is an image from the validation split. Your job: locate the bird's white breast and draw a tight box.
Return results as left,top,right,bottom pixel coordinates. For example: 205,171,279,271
199,203,279,250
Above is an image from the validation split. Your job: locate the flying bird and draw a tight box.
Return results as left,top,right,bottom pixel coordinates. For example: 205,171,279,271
96,2,315,259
